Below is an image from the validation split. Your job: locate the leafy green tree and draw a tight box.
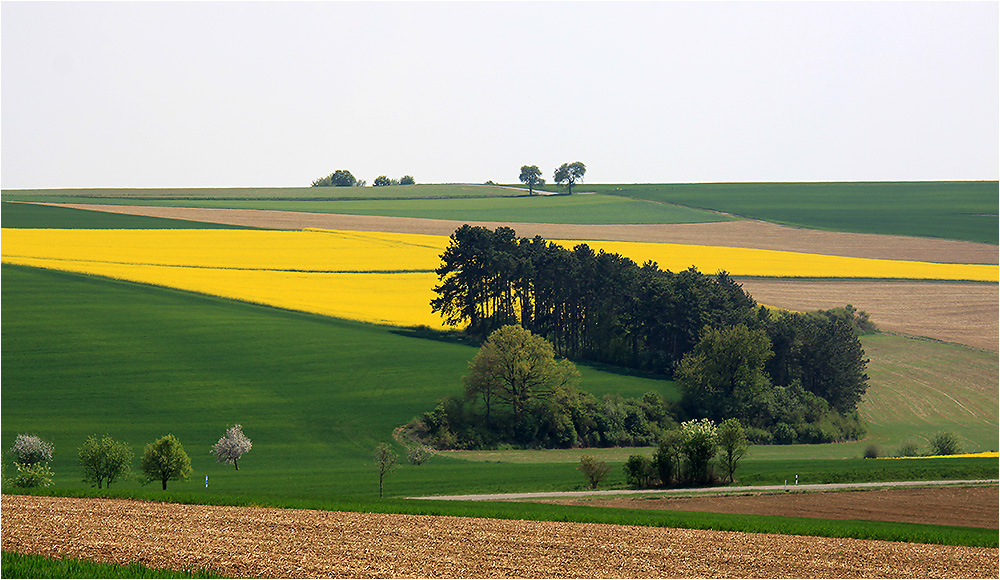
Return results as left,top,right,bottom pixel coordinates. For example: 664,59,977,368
680,418,718,484
399,175,415,185
716,418,748,483
140,434,192,490
623,454,655,487
553,161,586,194
519,165,545,195
653,429,684,487
373,175,393,187
464,325,579,423
78,434,133,489
578,454,611,489
677,324,773,422
373,442,398,498
312,169,357,187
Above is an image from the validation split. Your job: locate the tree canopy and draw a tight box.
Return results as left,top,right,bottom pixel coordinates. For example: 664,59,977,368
430,225,870,445
312,169,357,187
519,165,545,195
140,434,192,490
553,161,586,194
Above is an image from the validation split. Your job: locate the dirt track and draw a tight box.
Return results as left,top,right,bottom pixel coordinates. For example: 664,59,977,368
3,494,997,578
538,486,998,529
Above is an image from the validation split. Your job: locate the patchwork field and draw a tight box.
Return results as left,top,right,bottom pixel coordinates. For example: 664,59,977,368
2,182,997,577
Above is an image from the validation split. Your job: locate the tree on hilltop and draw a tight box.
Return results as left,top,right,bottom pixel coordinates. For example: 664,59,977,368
312,169,357,187
519,165,545,195
554,161,586,194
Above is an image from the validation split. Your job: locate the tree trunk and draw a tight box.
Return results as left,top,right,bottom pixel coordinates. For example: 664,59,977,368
234,459,239,471
162,478,167,490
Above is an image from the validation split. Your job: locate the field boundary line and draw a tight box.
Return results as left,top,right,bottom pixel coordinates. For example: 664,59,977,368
409,479,999,501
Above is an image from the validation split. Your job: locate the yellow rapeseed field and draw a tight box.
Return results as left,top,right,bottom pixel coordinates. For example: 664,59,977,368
2,228,995,329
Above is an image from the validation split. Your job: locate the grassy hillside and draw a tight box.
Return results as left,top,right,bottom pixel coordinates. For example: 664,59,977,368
0,264,675,500
586,182,998,244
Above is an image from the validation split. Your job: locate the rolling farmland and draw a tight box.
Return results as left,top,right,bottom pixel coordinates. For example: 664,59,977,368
1,182,997,577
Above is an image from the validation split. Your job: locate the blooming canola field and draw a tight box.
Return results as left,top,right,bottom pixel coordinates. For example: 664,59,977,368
2,228,995,329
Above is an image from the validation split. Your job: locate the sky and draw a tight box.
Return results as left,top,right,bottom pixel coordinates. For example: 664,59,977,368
2,1,997,189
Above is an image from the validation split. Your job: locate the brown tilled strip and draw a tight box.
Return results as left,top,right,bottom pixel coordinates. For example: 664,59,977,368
2,495,997,578
18,202,999,264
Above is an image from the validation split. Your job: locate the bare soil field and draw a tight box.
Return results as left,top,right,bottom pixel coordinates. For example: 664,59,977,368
3,494,997,579
537,486,998,529
28,203,998,264
737,278,999,350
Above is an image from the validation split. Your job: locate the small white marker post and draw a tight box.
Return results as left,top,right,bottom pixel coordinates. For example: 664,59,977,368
795,474,798,485
205,475,209,488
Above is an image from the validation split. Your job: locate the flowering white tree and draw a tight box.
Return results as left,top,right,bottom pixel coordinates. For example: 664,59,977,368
211,424,252,470
680,418,718,484
10,434,54,466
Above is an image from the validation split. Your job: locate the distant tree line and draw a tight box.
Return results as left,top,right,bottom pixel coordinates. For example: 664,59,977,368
311,169,414,187
430,225,871,444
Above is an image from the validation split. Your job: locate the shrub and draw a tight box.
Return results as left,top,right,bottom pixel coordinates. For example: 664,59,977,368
578,454,611,489
12,462,54,488
929,431,962,456
10,434,54,466
863,443,880,459
79,434,133,489
653,430,684,487
895,439,920,457
623,454,656,488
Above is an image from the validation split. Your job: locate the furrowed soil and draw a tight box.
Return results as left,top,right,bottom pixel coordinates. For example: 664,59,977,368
3,495,997,579
536,486,999,529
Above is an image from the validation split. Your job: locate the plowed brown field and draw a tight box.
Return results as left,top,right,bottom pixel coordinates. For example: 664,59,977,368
538,486,999,528
2,495,997,579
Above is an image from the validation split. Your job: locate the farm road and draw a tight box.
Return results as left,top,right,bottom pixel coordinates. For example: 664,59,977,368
410,478,999,501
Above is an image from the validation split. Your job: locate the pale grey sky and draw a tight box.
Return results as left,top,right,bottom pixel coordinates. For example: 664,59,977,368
2,1,997,189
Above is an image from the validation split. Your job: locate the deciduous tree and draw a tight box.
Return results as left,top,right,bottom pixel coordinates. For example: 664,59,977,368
140,434,192,490
519,165,544,195
211,424,252,470
716,418,748,483
578,454,611,489
10,434,53,466
465,325,579,423
373,442,398,498
553,161,586,194
79,434,133,489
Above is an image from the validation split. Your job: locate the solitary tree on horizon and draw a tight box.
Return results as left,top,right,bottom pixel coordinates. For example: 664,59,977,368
519,165,544,195
553,161,586,194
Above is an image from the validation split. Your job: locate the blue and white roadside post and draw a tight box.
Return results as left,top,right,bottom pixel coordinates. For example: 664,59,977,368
206,474,209,488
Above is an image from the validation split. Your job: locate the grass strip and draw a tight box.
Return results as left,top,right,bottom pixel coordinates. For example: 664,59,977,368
6,488,996,548
1,551,226,579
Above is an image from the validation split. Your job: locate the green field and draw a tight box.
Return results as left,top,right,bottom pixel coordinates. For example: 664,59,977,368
584,181,999,244
5,181,995,240
0,202,255,229
1,186,731,226
0,264,680,499
3,264,995,501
